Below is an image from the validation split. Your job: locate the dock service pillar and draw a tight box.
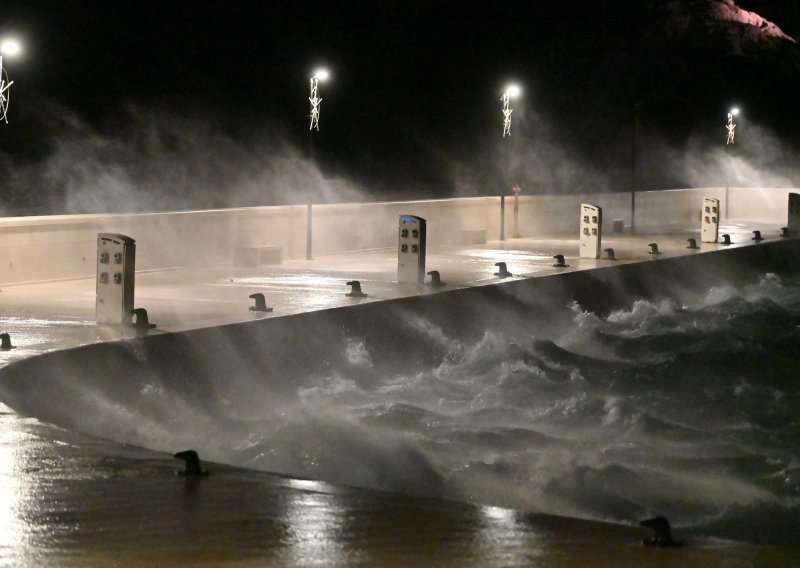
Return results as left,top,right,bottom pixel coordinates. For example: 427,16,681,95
96,233,136,325
702,197,721,243
397,215,427,283
579,203,602,259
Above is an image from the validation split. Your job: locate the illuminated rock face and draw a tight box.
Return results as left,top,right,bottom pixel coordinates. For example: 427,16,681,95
709,0,795,43
660,1,796,52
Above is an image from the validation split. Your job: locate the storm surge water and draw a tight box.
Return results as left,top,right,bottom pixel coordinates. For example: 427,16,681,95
0,254,799,546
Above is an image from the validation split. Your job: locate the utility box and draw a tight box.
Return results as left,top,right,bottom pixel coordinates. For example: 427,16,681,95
579,203,602,259
789,193,800,236
96,233,136,325
397,215,426,283
701,197,720,243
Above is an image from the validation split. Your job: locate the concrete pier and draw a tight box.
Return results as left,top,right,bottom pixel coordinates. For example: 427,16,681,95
0,190,798,565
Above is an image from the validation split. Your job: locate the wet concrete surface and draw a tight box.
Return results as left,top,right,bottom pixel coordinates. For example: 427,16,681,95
1,222,783,353
0,403,797,567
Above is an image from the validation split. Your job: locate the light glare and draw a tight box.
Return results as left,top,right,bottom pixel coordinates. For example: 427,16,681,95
505,84,521,98
313,68,330,81
730,107,740,116
0,40,20,57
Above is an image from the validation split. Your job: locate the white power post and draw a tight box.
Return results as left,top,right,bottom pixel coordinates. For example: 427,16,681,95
579,203,602,259
702,197,721,243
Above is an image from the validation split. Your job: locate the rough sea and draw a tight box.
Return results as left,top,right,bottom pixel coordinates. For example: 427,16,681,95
162,271,800,546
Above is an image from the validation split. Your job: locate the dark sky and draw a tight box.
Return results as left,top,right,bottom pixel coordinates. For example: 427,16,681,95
2,1,800,213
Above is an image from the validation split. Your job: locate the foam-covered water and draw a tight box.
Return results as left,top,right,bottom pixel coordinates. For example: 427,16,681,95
217,272,800,545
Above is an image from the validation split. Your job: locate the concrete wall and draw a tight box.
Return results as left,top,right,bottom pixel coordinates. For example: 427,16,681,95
0,188,795,285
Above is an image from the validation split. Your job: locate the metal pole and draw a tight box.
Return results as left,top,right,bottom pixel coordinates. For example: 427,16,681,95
630,105,638,234
306,203,313,260
725,184,729,219
500,195,505,241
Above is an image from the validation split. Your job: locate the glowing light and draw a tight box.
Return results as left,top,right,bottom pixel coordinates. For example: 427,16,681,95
501,83,522,137
730,107,740,116
313,68,330,82
0,40,20,57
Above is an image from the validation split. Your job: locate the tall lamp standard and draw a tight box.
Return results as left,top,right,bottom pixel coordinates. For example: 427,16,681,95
306,67,329,260
500,84,522,240
0,39,21,124
630,103,641,235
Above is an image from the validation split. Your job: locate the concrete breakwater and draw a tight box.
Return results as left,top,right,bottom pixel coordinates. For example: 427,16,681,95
1,236,797,448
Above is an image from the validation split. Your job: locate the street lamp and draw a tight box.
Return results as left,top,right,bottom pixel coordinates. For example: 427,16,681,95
309,67,329,131
306,67,330,260
0,38,21,124
501,83,521,137
500,83,522,240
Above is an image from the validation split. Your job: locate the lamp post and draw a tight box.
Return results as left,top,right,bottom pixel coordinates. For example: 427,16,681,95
0,39,21,124
630,103,640,235
306,67,329,260
500,84,522,240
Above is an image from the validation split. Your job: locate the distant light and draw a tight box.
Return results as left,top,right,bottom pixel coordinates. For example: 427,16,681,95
0,39,20,57
313,68,330,81
730,107,740,116
504,84,521,98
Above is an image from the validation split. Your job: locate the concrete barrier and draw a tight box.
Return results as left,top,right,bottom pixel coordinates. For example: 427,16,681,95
0,188,795,284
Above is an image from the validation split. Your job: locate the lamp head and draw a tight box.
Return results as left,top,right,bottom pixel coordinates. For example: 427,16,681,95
0,39,21,57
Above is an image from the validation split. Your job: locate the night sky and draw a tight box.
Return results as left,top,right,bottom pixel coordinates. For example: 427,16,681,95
2,1,800,214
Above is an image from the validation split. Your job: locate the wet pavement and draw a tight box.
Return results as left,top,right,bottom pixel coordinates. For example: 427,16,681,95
0,403,797,567
0,222,783,357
